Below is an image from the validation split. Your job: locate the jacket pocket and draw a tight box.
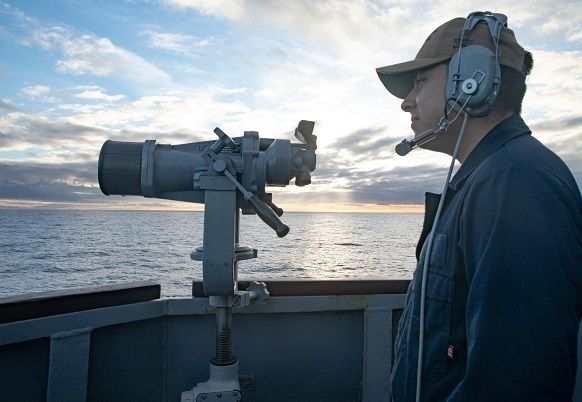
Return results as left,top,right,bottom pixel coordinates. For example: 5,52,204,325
407,232,454,380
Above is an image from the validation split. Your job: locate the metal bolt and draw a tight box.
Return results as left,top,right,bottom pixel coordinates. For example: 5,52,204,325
217,393,222,398
213,159,226,173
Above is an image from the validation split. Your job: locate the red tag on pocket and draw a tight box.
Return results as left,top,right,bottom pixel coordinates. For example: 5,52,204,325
448,344,455,360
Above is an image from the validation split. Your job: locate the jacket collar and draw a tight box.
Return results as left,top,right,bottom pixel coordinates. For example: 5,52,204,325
449,114,531,191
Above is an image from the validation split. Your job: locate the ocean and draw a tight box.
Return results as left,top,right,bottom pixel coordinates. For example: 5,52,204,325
0,209,422,298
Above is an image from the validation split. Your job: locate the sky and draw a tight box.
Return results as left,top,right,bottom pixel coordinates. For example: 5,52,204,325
0,0,581,213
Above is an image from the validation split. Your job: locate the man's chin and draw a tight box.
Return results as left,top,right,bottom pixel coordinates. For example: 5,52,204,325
419,141,455,157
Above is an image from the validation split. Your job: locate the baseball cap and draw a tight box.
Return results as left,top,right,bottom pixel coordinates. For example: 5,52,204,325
376,15,527,99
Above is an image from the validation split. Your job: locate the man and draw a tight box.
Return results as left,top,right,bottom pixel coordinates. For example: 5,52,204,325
376,12,582,401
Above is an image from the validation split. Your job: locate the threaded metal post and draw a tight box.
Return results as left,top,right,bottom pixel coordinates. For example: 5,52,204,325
213,306,236,365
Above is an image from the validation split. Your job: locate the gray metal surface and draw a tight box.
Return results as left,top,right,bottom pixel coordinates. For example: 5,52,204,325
0,289,405,401
2,284,581,401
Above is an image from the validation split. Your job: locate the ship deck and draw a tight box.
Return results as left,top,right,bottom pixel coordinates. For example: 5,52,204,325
0,279,580,401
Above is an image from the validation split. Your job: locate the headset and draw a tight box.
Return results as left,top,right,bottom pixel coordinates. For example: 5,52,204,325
445,11,507,117
415,11,509,402
395,11,508,156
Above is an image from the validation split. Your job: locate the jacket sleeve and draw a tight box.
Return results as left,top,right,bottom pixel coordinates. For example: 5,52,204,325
447,161,582,401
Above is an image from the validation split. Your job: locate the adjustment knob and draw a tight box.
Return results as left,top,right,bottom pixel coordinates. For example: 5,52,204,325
247,281,270,305
462,78,478,94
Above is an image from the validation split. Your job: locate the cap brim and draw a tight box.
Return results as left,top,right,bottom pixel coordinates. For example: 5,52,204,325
376,57,451,99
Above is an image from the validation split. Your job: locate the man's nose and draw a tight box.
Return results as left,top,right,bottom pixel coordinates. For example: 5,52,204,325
401,91,416,112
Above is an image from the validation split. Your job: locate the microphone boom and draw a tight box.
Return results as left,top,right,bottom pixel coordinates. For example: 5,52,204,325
394,117,452,156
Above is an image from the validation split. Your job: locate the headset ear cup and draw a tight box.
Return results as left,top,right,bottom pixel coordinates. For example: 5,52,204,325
446,45,500,117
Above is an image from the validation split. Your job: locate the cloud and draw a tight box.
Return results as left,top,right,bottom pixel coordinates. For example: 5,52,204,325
529,114,582,179
0,99,23,113
1,0,581,210
21,84,73,103
517,49,582,176
0,180,100,202
158,0,582,56
74,86,125,102
140,30,216,55
160,0,420,55
52,34,171,86
0,159,97,189
528,1,581,43
530,115,582,133
0,113,109,150
331,125,397,155
160,0,245,19
2,3,172,89
526,50,581,97
22,84,51,100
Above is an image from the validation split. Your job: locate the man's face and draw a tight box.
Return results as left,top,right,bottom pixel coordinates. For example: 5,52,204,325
400,63,459,154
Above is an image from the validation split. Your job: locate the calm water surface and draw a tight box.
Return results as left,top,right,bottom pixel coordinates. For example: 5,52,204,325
0,209,422,297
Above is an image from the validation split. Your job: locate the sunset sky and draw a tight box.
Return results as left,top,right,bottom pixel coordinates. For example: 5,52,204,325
1,0,580,212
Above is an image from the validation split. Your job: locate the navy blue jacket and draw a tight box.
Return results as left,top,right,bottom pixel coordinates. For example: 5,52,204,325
391,115,582,401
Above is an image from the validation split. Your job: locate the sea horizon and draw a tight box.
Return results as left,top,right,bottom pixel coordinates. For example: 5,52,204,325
0,209,422,298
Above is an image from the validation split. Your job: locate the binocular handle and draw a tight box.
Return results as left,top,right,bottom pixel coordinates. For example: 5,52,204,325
215,162,289,237
246,193,290,238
